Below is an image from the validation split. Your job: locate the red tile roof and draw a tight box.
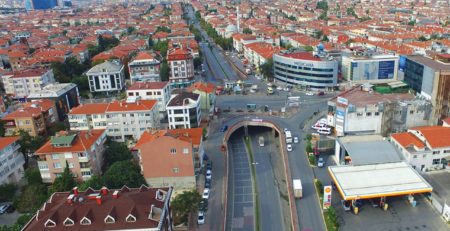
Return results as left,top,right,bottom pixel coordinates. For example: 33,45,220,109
279,51,321,61
127,81,169,90
167,47,192,61
0,137,20,151
69,103,109,115
410,126,450,149
12,68,50,78
133,51,154,61
3,107,42,119
106,100,157,112
391,132,425,149
35,130,106,155
187,82,215,94
135,128,203,148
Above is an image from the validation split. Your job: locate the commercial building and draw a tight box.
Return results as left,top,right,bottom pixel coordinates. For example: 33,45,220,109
128,51,160,83
391,124,450,171
341,54,399,82
1,68,56,99
87,60,125,94
31,0,58,10
35,130,107,183
166,92,201,129
0,137,24,185
273,51,338,90
27,83,79,121
126,81,171,114
22,186,173,230
401,55,450,123
134,128,204,191
328,85,432,137
68,99,160,142
167,47,194,87
2,99,58,137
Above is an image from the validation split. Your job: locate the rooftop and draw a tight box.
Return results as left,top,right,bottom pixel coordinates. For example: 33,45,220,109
410,126,450,149
87,60,124,74
0,137,20,151
35,130,106,155
11,68,51,78
331,85,415,107
69,103,109,115
127,81,169,91
406,55,450,71
329,162,433,200
135,128,203,148
277,51,321,61
27,83,77,98
167,92,199,107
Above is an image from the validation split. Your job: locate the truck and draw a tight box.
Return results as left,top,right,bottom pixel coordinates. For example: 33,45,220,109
259,136,264,147
293,179,303,198
285,131,293,144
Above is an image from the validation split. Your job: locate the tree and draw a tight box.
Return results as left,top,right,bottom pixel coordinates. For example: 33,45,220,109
51,56,90,83
193,57,203,69
103,160,146,189
171,190,202,225
71,75,90,92
0,120,5,137
156,26,171,33
18,130,46,168
0,184,17,202
303,45,314,51
14,183,48,213
243,28,252,34
418,36,428,41
78,175,104,191
159,60,170,81
322,35,329,42
62,30,68,36
104,139,133,168
316,1,328,11
127,26,136,34
47,121,68,136
24,167,43,185
288,15,296,21
50,162,76,193
148,36,154,48
195,11,201,19
260,58,274,80
314,30,324,39
345,39,355,46
153,40,169,57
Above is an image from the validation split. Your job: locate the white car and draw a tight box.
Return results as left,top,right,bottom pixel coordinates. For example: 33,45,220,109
202,188,210,199
287,144,293,152
317,157,325,167
276,86,283,91
293,136,299,143
0,204,9,214
283,87,290,92
206,170,212,180
198,211,205,224
306,92,314,96
284,128,289,133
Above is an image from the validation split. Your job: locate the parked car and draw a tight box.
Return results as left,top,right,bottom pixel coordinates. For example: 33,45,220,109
317,157,325,167
276,86,283,91
306,92,314,96
317,91,325,96
199,199,208,211
287,144,293,152
341,200,352,211
202,189,210,199
205,180,211,189
0,204,11,214
206,170,212,180
198,211,205,224
220,125,228,132
293,136,299,143
206,161,212,171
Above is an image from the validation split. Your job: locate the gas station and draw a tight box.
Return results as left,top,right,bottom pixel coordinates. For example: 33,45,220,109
328,162,433,214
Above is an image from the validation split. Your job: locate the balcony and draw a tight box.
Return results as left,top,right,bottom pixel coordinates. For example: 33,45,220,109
78,156,89,162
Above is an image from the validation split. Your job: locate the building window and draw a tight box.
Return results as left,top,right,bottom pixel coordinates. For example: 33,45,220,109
81,171,91,176
68,162,74,168
170,148,176,154
51,154,59,159
172,167,179,173
444,150,450,154
366,112,372,116
356,113,363,117
374,112,379,116
53,163,61,169
432,151,440,155
432,159,441,165
183,148,189,154
65,153,73,158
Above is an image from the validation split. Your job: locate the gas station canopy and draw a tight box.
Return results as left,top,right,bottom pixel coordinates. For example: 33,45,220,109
328,162,433,200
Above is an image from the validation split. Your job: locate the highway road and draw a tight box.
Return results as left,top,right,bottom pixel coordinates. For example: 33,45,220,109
249,127,285,231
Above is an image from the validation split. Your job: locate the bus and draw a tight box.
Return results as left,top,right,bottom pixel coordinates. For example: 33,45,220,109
285,131,293,144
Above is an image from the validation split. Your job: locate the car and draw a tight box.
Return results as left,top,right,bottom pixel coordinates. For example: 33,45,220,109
317,91,325,96
317,157,324,167
202,189,210,199
276,86,283,91
306,92,314,96
199,199,208,211
284,128,289,133
206,170,212,180
197,211,205,224
341,200,352,211
206,161,212,171
287,144,293,152
0,204,10,214
283,87,290,92
204,179,211,189
220,125,228,132
293,136,299,143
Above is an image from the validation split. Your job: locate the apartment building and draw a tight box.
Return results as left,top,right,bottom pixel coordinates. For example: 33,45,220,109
1,68,56,99
126,81,171,114
35,130,107,183
0,137,25,185
68,99,160,142
86,60,125,94
187,81,216,112
134,128,204,191
167,47,194,87
391,124,450,171
2,99,58,136
128,51,160,83
166,92,201,129
328,85,433,137
244,42,283,70
23,186,173,231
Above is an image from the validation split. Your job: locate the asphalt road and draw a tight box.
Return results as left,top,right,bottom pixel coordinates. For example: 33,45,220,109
249,127,285,231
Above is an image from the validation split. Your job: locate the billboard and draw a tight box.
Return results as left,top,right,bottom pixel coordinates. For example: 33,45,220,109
323,185,332,209
351,60,396,81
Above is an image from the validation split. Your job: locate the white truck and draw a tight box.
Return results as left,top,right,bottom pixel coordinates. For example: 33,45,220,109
293,179,303,198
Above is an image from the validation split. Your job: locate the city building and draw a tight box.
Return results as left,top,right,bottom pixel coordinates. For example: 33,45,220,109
1,68,56,99
244,42,283,70
166,92,201,129
391,124,450,171
31,0,58,10
126,81,172,115
35,130,107,183
86,60,125,94
2,99,58,136
341,54,399,83
134,128,204,191
27,83,79,121
167,47,194,87
22,186,173,230
68,99,160,142
273,51,338,90
401,55,450,123
187,81,216,113
128,51,160,83
0,137,24,185
328,85,433,137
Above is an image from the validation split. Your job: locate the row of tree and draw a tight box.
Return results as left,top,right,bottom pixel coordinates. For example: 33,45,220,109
199,18,233,50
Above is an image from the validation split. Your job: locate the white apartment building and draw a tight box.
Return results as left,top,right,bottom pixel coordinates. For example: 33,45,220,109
68,99,160,142
126,81,171,113
167,47,194,87
391,125,450,172
86,60,125,94
0,137,25,185
1,68,55,98
166,92,201,129
128,51,160,83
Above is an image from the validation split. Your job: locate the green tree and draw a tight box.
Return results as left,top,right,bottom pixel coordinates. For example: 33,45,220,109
159,60,170,81
243,28,252,34
260,58,274,80
195,11,201,19
288,15,296,21
156,26,171,33
62,30,68,36
303,45,314,51
0,120,5,137
193,57,203,69
0,184,17,202
47,121,68,136
154,40,169,57
127,26,136,34
322,35,329,42
71,75,90,92
50,162,76,193
104,139,133,168
148,36,154,48
98,35,120,52
75,21,81,26
418,36,428,41
103,160,146,189
78,175,104,191
14,184,48,213
316,1,329,11
347,7,357,18
345,39,355,46
24,167,43,185
314,30,324,39
18,130,46,168
171,190,202,225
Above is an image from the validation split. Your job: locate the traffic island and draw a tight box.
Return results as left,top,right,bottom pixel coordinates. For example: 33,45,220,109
244,136,260,231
